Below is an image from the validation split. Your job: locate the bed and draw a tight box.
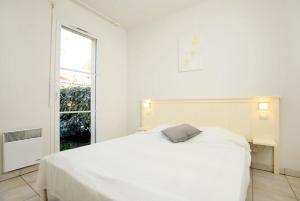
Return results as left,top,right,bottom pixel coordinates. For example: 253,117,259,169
37,126,251,201
37,97,280,201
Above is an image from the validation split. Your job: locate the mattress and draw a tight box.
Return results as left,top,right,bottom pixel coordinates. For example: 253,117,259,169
36,127,251,201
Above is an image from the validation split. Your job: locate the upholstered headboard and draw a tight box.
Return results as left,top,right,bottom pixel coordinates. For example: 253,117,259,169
140,97,280,143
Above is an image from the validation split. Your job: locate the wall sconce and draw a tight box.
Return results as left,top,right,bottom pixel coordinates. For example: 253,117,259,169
258,102,269,120
259,102,269,110
143,100,151,110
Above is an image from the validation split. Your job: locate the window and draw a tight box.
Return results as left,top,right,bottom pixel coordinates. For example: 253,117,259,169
58,26,96,151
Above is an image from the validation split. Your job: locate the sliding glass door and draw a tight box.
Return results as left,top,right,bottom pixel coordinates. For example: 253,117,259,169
58,26,96,151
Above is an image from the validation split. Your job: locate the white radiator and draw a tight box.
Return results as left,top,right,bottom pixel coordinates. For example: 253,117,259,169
3,128,42,172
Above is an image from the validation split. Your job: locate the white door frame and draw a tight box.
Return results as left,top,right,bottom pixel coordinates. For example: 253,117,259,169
52,21,98,152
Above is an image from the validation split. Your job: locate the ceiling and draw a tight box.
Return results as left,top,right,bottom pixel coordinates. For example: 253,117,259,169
80,0,201,28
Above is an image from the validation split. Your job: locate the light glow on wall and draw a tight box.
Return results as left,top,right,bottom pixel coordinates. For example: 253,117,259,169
259,102,269,110
143,100,151,109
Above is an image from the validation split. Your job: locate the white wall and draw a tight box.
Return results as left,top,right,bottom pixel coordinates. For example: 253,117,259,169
0,0,127,174
127,0,300,171
0,0,52,174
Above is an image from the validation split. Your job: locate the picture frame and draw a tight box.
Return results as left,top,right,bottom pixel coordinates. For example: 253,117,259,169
178,34,203,72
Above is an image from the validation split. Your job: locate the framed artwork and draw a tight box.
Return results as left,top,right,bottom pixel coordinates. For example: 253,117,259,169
178,34,203,72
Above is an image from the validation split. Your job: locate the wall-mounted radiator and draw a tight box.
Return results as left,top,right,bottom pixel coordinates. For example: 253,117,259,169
3,128,42,172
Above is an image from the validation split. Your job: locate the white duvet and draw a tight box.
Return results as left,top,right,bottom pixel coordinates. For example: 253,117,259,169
37,127,251,201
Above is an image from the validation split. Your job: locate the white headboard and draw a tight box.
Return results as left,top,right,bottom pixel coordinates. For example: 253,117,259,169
141,97,280,143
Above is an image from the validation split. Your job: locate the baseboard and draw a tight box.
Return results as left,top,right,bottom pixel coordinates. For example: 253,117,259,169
251,162,274,172
251,162,300,178
284,168,300,178
0,164,39,182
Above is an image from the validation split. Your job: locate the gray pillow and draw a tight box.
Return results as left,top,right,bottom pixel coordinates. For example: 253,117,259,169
162,124,202,143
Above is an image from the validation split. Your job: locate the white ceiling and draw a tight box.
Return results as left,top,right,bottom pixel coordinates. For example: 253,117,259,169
80,0,201,28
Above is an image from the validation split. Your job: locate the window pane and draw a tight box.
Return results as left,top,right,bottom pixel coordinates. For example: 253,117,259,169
60,86,91,112
60,70,91,112
60,28,92,72
60,113,91,151
60,69,91,87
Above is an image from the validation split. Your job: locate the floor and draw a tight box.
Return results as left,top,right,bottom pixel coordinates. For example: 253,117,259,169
0,171,57,201
0,169,300,201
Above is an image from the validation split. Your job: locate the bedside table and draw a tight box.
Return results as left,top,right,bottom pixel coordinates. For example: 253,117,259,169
136,127,148,132
252,137,279,174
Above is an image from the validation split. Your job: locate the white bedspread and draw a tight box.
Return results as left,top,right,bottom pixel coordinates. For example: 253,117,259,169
37,127,251,201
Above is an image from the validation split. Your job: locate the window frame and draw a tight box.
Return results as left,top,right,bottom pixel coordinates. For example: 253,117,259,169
54,24,97,152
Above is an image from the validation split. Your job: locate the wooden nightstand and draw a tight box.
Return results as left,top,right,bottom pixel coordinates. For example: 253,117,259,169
252,137,279,174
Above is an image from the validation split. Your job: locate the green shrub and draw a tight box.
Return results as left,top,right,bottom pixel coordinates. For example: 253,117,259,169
60,86,91,111
59,86,91,150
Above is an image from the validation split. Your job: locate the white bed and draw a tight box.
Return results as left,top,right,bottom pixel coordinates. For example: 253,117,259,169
37,126,251,201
